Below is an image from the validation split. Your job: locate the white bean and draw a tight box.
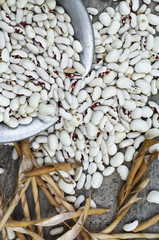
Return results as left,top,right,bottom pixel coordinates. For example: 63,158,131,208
119,1,130,15
147,191,159,204
85,174,92,190
125,146,136,162
58,179,74,194
73,62,85,75
50,227,64,236
91,172,103,189
0,168,5,175
130,119,150,132
77,173,86,190
153,37,159,53
123,220,139,232
39,103,55,116
145,128,159,139
0,62,8,74
74,195,85,209
108,21,120,35
0,94,10,107
103,166,115,176
0,31,5,49
110,152,124,167
117,165,129,181
99,12,111,26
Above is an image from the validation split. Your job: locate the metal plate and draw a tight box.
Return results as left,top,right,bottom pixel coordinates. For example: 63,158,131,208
0,0,94,143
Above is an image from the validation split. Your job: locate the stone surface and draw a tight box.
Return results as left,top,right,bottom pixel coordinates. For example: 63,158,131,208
0,1,159,240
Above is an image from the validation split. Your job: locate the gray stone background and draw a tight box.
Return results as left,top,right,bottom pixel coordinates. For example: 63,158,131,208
0,0,159,239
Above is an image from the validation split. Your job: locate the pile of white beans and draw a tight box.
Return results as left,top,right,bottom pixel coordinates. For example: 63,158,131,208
8,0,159,217
0,0,85,127
0,0,158,238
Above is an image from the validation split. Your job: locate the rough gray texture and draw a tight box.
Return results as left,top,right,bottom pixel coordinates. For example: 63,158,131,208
0,0,159,240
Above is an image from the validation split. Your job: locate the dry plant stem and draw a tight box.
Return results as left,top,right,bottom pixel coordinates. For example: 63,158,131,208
2,227,8,240
131,152,158,190
118,139,158,208
0,195,8,240
101,195,140,234
89,236,120,240
14,142,22,159
90,235,98,240
15,140,33,194
15,141,59,207
25,163,82,177
81,226,99,240
134,214,159,232
80,230,92,240
133,176,150,194
5,209,109,228
31,149,75,212
20,139,33,160
117,196,141,217
18,140,34,176
17,141,87,238
16,140,89,239
34,145,75,184
69,209,109,220
82,227,120,240
16,232,27,240
21,192,34,231
42,173,75,212
118,155,144,208
26,228,44,240
42,172,91,240
34,145,90,239
0,178,31,231
36,176,59,207
90,233,159,239
100,204,131,234
47,170,89,240
81,194,92,240
15,228,45,240
137,139,158,158
121,152,157,205
31,177,43,237
58,194,91,240
63,221,72,230
148,152,158,165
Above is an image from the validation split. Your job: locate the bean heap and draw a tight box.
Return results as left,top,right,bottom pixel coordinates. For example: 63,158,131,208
8,0,159,210
0,0,85,127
